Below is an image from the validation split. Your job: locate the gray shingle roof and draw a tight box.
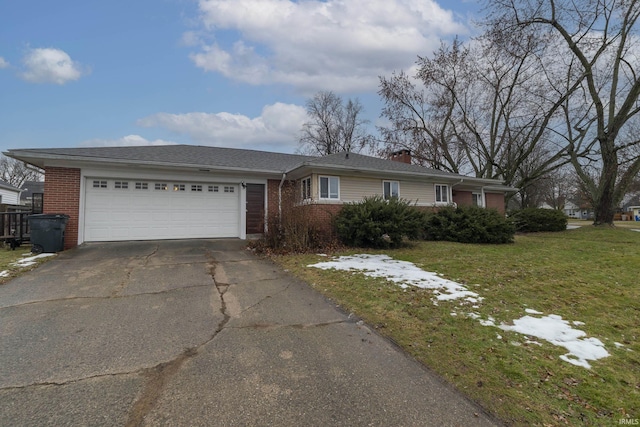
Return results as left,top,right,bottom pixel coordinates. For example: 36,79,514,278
5,144,513,188
299,152,459,178
0,179,22,192
6,145,313,173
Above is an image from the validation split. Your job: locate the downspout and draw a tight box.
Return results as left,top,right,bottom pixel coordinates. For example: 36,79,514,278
278,172,286,228
451,179,464,207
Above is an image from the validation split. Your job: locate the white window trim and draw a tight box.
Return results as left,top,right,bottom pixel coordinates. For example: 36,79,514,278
434,184,450,204
472,191,484,207
301,176,312,201
383,180,400,200
319,175,340,200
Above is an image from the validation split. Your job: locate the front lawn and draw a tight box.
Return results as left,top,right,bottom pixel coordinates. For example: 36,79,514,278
275,226,640,426
0,247,54,284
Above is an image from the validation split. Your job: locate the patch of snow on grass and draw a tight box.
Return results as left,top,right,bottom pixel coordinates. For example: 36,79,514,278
566,225,582,229
12,253,56,268
499,314,609,369
308,254,480,302
309,254,612,369
0,270,9,277
631,229,640,232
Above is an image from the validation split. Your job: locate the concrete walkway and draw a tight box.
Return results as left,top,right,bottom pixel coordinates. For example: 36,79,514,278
0,240,500,426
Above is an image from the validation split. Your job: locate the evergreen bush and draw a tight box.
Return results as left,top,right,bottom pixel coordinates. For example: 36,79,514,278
423,206,515,244
334,196,425,248
510,207,568,232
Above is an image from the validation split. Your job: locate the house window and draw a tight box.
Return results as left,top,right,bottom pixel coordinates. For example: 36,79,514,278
301,177,312,200
224,186,234,193
319,176,339,200
173,184,186,192
155,183,168,191
383,181,399,200
191,185,203,192
472,192,483,207
92,180,107,189
208,185,219,193
114,181,129,189
135,182,149,190
435,184,449,203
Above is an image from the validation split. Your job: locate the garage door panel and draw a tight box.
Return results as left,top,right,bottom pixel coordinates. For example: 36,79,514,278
84,179,240,242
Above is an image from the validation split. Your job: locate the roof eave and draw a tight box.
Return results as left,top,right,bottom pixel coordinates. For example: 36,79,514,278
287,162,510,187
5,150,288,176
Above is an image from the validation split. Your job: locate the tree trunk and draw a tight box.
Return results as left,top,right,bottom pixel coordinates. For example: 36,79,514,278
593,145,618,225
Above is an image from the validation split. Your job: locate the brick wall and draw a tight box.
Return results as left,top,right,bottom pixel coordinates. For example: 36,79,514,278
295,203,343,236
453,190,473,207
485,192,505,215
43,167,81,250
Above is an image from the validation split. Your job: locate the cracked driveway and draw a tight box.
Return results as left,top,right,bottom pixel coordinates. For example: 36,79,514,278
0,240,499,426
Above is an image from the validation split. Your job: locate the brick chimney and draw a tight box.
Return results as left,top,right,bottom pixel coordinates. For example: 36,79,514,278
389,149,412,164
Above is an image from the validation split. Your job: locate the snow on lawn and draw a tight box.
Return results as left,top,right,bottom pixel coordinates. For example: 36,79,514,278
309,254,610,369
566,225,582,229
499,314,609,369
12,253,56,267
308,254,481,303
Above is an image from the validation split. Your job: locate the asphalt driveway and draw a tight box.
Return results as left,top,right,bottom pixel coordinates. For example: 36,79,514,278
0,239,500,426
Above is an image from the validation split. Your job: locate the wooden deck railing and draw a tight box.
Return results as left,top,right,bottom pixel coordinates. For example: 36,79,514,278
0,212,31,249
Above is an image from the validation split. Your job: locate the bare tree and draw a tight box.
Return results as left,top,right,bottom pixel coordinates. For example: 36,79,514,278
0,155,43,188
378,37,569,206
298,91,374,155
486,0,640,225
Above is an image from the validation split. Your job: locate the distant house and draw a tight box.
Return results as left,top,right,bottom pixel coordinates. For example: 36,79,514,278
0,180,22,206
5,145,517,250
20,180,44,212
626,206,640,221
563,200,593,220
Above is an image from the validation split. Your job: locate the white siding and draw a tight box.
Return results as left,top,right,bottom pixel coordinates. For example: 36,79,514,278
0,188,20,205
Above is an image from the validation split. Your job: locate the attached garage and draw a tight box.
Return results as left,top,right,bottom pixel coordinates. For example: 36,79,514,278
84,178,241,242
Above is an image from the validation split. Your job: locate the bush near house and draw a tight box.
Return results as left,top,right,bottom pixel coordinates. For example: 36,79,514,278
335,196,426,248
510,207,568,232
423,205,515,244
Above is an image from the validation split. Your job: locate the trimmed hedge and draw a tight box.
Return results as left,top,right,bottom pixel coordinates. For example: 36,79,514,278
423,206,515,244
510,208,568,232
335,196,425,248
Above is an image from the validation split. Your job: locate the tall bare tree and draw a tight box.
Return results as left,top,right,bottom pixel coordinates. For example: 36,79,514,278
378,37,569,205
299,91,374,155
0,155,42,188
486,0,640,224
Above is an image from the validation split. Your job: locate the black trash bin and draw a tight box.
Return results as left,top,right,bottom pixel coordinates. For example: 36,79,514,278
28,214,70,254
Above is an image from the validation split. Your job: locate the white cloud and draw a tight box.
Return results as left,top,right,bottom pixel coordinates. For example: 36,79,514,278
0,57,9,69
188,0,466,93
137,103,307,151
20,48,86,84
80,135,176,147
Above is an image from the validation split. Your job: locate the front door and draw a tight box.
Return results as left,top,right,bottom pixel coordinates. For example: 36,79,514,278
246,184,265,234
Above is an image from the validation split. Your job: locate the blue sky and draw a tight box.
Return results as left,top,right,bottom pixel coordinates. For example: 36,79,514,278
0,0,479,155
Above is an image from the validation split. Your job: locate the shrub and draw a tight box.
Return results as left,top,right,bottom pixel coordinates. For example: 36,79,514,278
335,196,426,248
252,183,339,254
510,207,568,232
423,206,515,244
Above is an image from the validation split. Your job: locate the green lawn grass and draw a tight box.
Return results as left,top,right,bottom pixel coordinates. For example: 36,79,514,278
275,225,640,426
0,246,46,284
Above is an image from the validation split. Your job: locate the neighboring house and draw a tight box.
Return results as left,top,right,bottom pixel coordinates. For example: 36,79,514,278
563,200,594,220
627,206,640,221
19,180,45,210
0,180,22,206
4,145,516,250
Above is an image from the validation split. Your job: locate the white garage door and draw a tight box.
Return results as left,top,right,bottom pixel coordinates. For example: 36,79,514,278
84,178,240,241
